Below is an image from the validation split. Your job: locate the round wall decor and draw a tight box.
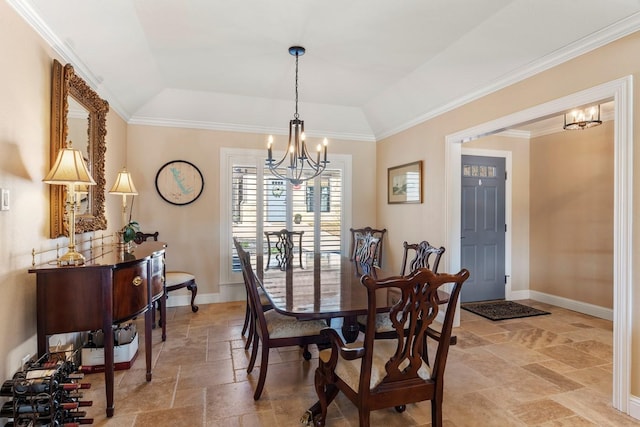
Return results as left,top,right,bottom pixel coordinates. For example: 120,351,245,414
155,160,204,206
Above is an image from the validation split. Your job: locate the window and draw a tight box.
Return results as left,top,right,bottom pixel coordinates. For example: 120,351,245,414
306,179,331,213
220,148,351,284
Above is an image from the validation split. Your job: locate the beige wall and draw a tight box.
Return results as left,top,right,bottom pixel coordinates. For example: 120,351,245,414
377,32,640,394
0,2,126,380
126,125,376,297
530,122,614,307
0,0,52,381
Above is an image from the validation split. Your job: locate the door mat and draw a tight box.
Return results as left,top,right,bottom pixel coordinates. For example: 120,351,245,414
461,300,550,321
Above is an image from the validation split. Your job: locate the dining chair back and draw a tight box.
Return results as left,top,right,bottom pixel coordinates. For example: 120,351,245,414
362,240,451,340
314,267,470,427
235,238,329,400
233,237,272,349
349,227,387,268
264,229,304,270
400,240,445,275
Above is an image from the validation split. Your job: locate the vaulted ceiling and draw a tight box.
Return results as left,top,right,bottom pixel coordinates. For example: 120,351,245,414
9,0,640,141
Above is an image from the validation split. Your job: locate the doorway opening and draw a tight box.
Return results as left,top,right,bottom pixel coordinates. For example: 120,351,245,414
444,76,633,413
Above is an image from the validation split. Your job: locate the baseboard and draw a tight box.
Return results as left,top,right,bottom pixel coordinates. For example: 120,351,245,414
165,282,245,308
507,289,530,300
522,291,613,321
166,284,614,323
628,395,640,420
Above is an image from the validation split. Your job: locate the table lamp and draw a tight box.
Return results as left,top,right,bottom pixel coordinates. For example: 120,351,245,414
43,143,96,266
109,168,138,230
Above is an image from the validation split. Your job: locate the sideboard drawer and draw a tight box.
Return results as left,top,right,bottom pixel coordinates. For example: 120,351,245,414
113,260,149,322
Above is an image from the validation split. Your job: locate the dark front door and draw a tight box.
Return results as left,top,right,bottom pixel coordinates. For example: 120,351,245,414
461,155,506,302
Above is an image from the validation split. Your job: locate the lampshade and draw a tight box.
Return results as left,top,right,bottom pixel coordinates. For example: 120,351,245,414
43,147,96,185
109,169,138,195
43,145,96,266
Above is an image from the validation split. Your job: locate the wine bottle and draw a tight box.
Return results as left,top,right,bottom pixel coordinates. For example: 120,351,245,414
0,400,79,417
58,410,92,424
3,421,35,427
59,417,92,425
4,419,79,427
1,378,90,397
25,356,81,380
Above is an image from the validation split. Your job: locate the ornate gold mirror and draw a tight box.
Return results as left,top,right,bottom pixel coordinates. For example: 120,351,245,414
50,59,109,238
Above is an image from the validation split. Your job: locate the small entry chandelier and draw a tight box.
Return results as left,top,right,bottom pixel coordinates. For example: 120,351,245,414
266,46,328,185
563,105,602,130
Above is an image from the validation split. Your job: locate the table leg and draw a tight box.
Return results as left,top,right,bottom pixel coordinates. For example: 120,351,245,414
103,319,115,417
160,296,167,341
145,308,153,382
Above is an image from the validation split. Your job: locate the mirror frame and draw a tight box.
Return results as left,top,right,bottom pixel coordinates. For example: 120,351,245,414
50,59,109,238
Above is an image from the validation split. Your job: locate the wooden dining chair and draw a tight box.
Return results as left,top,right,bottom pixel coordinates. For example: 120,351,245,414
264,229,304,270
235,242,329,400
359,241,450,340
400,240,445,276
350,227,387,268
233,237,272,350
314,267,470,427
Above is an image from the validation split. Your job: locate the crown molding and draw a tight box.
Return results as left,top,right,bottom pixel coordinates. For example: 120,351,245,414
127,116,376,142
376,12,640,140
7,0,131,122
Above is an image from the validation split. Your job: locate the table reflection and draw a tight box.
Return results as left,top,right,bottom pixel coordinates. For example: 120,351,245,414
255,252,394,327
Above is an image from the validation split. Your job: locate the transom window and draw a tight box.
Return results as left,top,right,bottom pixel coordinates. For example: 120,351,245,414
462,164,497,177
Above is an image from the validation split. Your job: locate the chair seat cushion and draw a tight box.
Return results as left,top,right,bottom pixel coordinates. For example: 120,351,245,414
264,310,327,339
319,339,431,391
165,271,195,287
357,313,396,333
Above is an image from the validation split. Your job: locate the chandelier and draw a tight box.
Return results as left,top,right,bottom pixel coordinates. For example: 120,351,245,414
266,46,328,185
563,105,602,130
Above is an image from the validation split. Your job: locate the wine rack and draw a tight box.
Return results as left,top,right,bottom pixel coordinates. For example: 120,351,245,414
1,351,93,426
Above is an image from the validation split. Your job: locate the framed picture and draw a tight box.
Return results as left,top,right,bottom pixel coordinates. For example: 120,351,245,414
387,160,422,204
155,160,204,206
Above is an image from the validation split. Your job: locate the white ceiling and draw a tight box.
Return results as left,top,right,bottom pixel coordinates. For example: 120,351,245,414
8,0,640,141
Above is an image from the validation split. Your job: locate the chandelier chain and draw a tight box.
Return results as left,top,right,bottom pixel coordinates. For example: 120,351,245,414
294,51,299,120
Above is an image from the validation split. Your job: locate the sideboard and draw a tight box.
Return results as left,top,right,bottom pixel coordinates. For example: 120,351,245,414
28,241,167,417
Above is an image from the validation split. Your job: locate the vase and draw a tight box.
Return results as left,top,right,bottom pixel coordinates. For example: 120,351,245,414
115,231,133,257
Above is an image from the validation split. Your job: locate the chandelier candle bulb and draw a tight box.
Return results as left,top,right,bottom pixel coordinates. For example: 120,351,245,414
323,138,328,163
267,136,273,162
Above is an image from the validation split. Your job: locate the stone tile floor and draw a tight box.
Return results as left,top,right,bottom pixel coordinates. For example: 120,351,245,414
81,300,638,426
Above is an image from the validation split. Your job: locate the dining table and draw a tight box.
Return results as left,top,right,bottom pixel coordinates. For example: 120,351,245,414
254,252,397,343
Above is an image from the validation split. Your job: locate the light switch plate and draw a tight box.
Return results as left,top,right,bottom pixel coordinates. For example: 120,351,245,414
1,188,9,211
